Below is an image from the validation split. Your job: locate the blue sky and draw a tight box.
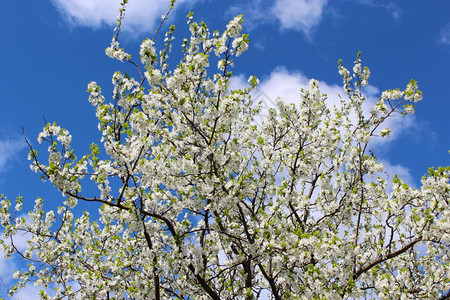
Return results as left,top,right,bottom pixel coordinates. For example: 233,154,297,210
1,0,449,298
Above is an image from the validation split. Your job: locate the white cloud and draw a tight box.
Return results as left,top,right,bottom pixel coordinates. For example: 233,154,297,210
11,283,44,300
227,0,269,31
384,2,402,20
227,0,328,38
438,23,450,45
0,256,14,282
271,0,328,36
379,160,415,189
51,0,198,36
257,66,340,105
0,137,26,174
352,0,402,20
0,251,19,297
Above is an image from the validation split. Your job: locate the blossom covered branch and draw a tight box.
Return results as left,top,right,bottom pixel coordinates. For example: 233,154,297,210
1,1,449,299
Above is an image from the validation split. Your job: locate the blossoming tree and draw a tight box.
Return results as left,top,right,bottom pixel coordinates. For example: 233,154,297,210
1,1,449,299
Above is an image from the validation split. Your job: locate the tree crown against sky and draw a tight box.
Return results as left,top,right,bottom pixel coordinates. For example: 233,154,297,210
1,0,450,299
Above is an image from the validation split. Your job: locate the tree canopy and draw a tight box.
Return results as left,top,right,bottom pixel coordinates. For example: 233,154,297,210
1,1,449,299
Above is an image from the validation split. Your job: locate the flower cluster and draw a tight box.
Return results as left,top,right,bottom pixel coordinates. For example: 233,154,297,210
139,38,157,67
105,38,130,62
